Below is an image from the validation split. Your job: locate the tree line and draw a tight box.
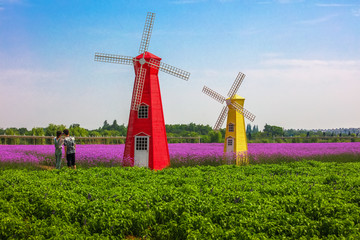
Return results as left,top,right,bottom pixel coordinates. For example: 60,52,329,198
246,124,360,143
0,121,223,144
1,121,359,144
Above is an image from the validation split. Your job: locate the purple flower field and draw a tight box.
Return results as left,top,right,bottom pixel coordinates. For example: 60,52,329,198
1,142,360,168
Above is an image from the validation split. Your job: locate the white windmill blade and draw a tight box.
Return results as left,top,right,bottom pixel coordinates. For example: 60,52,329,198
202,86,226,104
139,12,156,54
130,68,147,111
148,58,161,69
159,62,190,81
214,106,229,131
94,53,134,65
230,101,256,122
227,72,246,99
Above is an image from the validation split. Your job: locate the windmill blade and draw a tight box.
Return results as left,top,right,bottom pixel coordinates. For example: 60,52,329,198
227,72,246,98
159,62,190,81
214,106,229,131
231,101,256,122
202,86,226,104
148,58,161,69
94,53,134,65
139,12,156,54
131,67,147,111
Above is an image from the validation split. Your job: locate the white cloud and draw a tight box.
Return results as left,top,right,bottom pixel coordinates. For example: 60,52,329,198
236,58,360,129
0,68,66,86
275,0,304,3
0,67,128,129
261,52,284,58
170,0,206,4
0,0,22,3
352,8,360,17
261,59,360,68
258,0,304,3
316,3,357,7
296,14,338,25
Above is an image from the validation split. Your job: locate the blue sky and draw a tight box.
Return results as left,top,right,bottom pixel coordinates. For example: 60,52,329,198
1,0,359,130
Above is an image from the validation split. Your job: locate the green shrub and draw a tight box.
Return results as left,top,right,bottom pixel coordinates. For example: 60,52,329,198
1,162,360,239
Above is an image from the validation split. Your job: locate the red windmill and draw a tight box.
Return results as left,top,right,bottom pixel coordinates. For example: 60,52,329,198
94,12,190,170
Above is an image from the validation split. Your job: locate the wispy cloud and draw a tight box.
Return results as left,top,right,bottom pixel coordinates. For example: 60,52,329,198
316,3,357,7
0,68,67,87
257,0,302,3
261,52,284,58
261,58,360,68
275,0,304,3
0,0,22,3
353,8,360,17
296,14,338,25
226,28,264,36
316,3,360,17
171,0,206,4
244,60,360,129
0,0,24,10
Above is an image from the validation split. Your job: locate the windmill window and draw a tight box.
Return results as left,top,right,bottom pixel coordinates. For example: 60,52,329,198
227,139,233,146
228,123,234,132
136,137,148,150
138,105,148,119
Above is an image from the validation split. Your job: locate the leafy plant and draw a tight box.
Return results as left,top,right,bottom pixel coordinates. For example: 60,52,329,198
1,161,360,239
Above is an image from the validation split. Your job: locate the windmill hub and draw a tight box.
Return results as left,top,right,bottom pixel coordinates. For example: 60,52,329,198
139,58,146,65
226,99,232,106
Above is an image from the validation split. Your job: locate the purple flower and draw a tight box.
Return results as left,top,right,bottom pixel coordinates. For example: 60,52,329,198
1,142,360,167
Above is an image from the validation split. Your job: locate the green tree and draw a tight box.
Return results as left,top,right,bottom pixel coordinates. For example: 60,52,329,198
31,127,45,144
31,127,44,136
246,124,252,134
103,120,110,130
209,130,222,143
263,124,284,137
5,128,20,144
45,124,66,136
89,130,101,137
69,125,89,137
252,125,259,134
111,120,120,131
18,128,29,135
70,123,80,128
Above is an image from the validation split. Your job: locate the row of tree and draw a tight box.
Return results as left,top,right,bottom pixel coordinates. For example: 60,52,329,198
246,124,359,138
1,121,359,144
0,121,221,144
246,124,359,143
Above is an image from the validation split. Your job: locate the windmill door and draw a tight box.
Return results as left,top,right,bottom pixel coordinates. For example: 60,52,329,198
134,136,149,167
226,137,234,153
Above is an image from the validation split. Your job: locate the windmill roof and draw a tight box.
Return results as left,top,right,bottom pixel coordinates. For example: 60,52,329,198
227,94,245,100
135,52,162,61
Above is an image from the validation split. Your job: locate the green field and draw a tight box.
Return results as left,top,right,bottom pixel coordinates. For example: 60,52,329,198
1,161,360,239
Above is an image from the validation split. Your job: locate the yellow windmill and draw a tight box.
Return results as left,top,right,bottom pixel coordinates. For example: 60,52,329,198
202,72,256,165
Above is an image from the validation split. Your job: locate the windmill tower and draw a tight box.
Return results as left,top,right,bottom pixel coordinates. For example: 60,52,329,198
94,12,190,170
202,72,255,164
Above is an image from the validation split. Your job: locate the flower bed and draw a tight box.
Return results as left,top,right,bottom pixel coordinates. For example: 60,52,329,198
1,142,360,168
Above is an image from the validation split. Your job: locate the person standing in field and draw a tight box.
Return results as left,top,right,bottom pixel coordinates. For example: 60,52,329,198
63,129,76,169
54,131,64,169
